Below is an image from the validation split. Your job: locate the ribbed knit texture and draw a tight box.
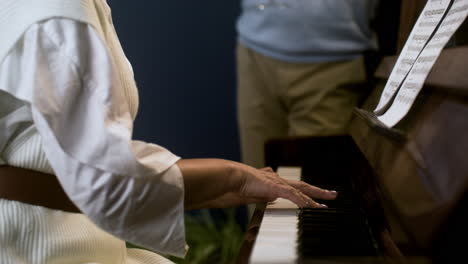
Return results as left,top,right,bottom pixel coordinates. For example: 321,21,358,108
2,127,54,174
0,199,127,264
0,1,163,263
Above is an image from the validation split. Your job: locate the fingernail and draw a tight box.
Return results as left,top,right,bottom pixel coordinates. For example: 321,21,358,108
329,190,337,195
321,204,328,208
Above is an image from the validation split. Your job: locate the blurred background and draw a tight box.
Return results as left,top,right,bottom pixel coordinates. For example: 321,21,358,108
107,1,246,263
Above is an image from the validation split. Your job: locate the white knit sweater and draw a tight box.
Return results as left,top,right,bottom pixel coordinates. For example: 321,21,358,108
0,0,139,172
0,0,186,263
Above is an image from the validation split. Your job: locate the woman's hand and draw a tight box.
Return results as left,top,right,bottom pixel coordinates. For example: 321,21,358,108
233,165,337,208
177,159,337,211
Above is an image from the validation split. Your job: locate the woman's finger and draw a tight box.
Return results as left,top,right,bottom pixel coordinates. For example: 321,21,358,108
260,167,274,173
241,165,332,208
273,183,327,208
286,179,338,200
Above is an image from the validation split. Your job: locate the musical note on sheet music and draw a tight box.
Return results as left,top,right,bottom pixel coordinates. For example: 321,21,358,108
374,0,453,114
378,0,468,127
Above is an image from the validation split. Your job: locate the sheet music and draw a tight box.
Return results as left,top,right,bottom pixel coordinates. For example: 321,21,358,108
374,0,453,114
379,0,468,127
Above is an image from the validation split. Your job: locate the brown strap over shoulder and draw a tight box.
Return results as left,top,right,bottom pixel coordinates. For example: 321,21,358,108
0,165,81,213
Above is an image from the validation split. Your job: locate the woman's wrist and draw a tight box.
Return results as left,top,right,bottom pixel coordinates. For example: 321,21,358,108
224,160,246,194
177,158,243,208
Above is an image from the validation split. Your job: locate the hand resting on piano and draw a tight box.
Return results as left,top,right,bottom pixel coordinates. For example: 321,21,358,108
177,159,338,210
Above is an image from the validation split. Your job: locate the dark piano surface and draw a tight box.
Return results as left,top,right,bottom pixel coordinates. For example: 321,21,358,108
237,136,398,264
236,0,468,263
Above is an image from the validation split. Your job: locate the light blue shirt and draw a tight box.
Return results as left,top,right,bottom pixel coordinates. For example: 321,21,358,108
237,0,379,63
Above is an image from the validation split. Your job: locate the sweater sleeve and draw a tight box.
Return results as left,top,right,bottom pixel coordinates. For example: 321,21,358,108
0,18,187,257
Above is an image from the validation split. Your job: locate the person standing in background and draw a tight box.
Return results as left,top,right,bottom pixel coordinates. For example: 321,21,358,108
236,0,379,169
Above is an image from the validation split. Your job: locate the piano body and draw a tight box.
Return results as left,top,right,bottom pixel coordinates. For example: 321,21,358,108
236,0,468,263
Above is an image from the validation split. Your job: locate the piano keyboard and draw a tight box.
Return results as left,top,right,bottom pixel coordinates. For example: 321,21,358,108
249,166,380,264
249,166,301,264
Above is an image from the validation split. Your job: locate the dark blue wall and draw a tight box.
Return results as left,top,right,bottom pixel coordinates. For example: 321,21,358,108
108,1,241,161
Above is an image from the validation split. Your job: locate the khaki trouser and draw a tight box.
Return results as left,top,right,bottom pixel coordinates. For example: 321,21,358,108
236,43,368,169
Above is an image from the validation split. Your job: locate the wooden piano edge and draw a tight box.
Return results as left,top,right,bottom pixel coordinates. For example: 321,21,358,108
235,203,267,264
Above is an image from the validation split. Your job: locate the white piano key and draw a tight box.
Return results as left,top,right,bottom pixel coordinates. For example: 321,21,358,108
249,167,301,264
267,166,302,209
267,198,298,209
276,166,302,181
250,209,298,264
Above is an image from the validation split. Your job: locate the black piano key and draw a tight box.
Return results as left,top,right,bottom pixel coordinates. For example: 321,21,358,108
297,184,380,258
